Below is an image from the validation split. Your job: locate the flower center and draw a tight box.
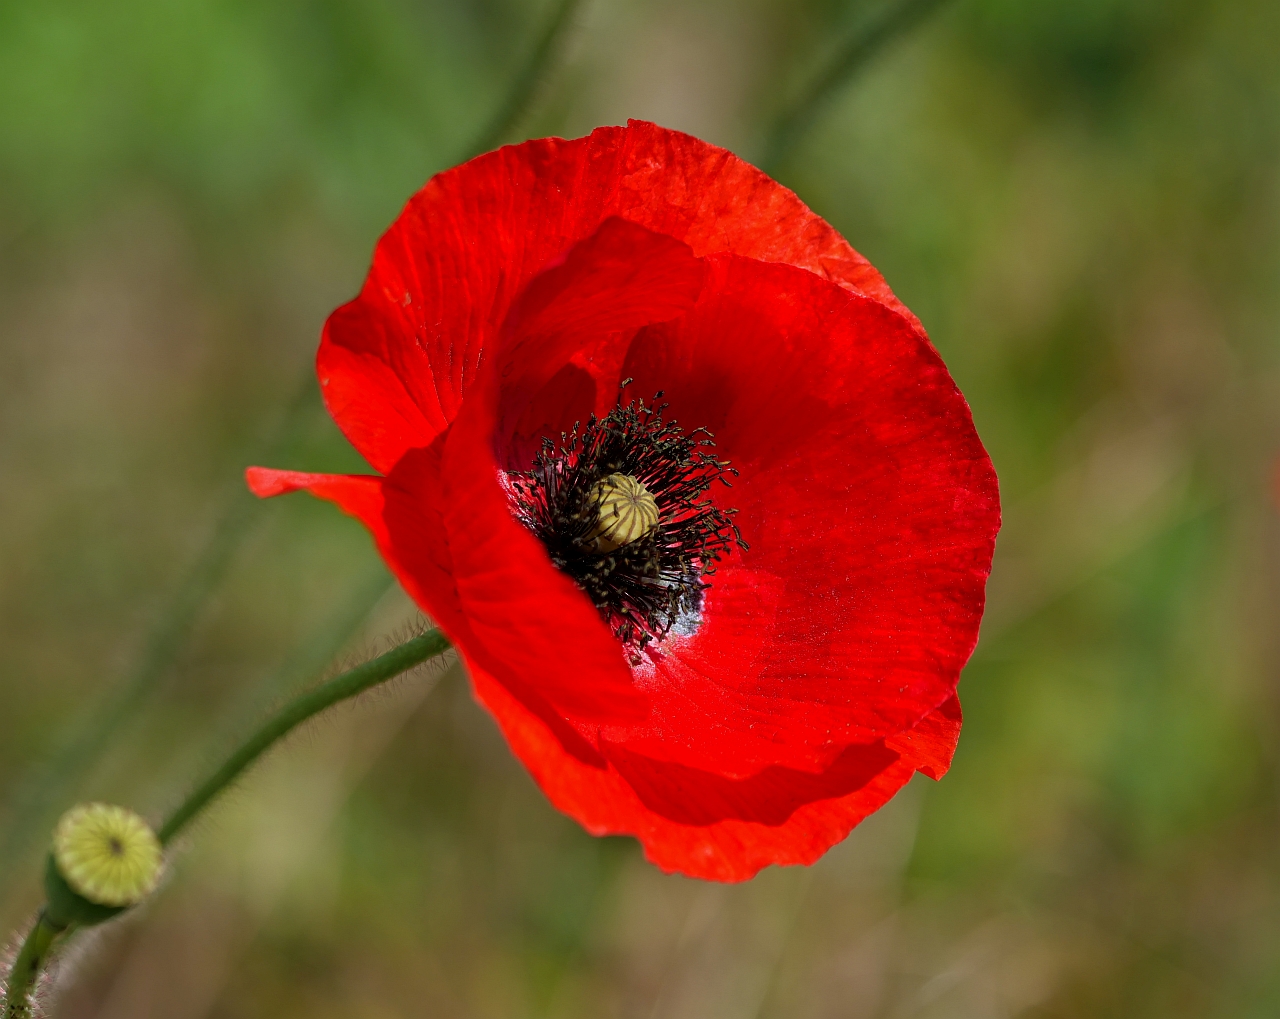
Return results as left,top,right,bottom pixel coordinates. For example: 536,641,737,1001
507,384,747,658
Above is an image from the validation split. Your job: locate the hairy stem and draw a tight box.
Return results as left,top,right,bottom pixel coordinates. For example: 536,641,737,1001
159,629,452,845
0,628,449,1013
179,568,396,777
2,913,60,1018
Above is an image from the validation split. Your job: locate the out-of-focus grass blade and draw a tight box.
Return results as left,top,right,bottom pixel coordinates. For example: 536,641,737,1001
758,0,953,174
0,0,589,894
463,0,589,160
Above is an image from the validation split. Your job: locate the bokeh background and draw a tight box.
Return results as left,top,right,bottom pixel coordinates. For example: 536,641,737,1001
2,0,1279,1015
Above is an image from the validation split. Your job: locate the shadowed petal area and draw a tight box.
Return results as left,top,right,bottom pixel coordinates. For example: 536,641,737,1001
491,217,707,446
431,218,709,732
318,121,917,474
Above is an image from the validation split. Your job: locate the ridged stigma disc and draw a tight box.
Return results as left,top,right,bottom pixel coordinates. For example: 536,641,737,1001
52,803,162,907
587,473,660,552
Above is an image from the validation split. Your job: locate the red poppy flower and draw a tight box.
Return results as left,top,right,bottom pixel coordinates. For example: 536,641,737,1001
248,121,999,881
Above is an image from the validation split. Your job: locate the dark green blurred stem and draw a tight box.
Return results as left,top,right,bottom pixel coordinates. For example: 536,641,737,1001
2,912,60,1018
463,0,587,158
758,0,953,174
158,629,451,845
0,377,321,881
147,566,395,832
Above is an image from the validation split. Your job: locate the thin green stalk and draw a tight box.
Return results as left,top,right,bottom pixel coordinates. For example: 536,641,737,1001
463,0,588,159
158,629,451,845
2,912,59,1018
758,0,953,173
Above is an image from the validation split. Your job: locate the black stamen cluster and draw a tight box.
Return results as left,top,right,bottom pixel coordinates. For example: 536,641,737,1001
507,384,748,658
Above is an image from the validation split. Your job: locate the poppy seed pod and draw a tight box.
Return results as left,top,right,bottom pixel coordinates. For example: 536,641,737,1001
44,804,161,928
586,473,660,553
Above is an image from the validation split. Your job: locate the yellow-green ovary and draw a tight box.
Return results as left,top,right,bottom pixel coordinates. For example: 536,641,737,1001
587,473,660,552
52,802,162,907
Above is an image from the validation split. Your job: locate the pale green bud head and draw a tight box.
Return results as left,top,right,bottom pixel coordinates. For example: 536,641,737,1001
51,803,162,908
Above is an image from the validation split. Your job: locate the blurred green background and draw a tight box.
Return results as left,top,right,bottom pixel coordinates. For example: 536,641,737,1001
2,0,1279,1015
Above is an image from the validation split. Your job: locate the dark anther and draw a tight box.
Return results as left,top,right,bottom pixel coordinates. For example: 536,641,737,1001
507,389,747,658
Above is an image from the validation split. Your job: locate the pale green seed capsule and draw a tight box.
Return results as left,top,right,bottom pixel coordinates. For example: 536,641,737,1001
51,803,162,908
586,473,660,552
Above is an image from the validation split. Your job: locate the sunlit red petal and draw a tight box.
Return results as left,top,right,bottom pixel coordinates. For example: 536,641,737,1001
884,693,962,780
318,121,916,474
602,255,997,770
459,251,995,776
247,457,648,724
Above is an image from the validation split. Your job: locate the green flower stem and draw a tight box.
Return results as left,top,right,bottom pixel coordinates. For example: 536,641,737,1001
168,566,396,799
3,912,60,1018
1,631,452,1014
158,629,451,845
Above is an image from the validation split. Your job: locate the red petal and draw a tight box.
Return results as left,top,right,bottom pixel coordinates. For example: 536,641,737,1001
318,121,915,473
250,217,705,729
247,464,958,877
258,246,994,781
248,453,648,727
255,124,995,878
597,255,999,770
884,693,962,780
470,661,957,881
491,216,707,452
